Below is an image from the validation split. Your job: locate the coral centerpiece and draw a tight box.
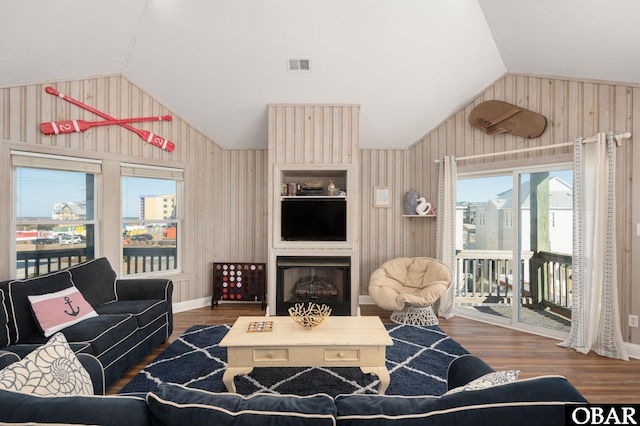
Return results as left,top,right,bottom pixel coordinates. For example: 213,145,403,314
288,302,332,328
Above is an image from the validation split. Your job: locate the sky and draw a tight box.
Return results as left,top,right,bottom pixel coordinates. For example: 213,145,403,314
457,169,573,203
16,168,175,219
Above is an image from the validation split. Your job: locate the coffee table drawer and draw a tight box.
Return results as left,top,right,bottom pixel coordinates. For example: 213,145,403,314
253,348,289,362
324,348,360,362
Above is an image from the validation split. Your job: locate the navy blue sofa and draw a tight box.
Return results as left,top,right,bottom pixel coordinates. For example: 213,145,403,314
0,354,587,425
0,257,173,391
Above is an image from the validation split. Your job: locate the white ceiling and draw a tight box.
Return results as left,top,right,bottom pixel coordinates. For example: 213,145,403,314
1,0,639,149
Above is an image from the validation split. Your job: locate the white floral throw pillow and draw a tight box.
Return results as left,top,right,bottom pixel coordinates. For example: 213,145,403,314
445,370,520,395
0,332,93,396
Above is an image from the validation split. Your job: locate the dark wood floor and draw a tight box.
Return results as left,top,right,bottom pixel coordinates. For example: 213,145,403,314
107,304,640,403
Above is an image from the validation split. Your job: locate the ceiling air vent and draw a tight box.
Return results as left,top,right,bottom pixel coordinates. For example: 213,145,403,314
287,58,310,72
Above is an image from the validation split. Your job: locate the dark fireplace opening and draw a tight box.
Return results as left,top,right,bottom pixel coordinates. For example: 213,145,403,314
276,256,351,316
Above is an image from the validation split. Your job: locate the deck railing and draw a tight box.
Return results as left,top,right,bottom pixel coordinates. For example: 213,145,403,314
122,247,177,274
15,246,177,278
16,248,89,278
455,249,572,313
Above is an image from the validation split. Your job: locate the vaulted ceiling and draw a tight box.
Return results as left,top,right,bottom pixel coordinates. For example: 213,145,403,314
1,0,639,149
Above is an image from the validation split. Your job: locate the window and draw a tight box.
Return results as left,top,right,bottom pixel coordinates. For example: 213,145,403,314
477,212,486,227
121,163,183,275
13,151,100,279
504,210,513,228
456,166,573,335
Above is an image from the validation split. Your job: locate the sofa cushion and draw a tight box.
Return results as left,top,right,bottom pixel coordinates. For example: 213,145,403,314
0,289,9,347
66,257,117,307
0,388,150,426
335,376,588,426
147,383,337,426
0,270,74,344
1,341,93,360
0,350,20,369
0,332,93,396
58,313,138,360
28,286,99,337
95,299,167,329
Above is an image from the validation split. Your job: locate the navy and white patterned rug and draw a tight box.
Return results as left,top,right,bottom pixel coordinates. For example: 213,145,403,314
119,323,468,397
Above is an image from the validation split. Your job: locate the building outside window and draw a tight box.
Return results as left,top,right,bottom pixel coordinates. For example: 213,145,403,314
13,152,100,279
121,163,183,276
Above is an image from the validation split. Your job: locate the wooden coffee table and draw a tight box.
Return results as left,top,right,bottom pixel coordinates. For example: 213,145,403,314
220,315,393,394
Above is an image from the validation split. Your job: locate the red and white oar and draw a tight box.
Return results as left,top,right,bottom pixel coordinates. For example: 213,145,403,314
45,86,175,153
40,115,172,136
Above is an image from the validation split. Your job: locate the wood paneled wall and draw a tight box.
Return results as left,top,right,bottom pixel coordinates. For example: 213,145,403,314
358,149,410,295
267,104,359,165
405,73,638,344
212,148,268,264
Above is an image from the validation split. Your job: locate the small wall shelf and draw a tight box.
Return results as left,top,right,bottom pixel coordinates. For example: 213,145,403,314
401,214,436,218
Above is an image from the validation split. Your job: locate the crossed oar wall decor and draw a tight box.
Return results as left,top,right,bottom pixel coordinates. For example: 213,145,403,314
41,86,175,153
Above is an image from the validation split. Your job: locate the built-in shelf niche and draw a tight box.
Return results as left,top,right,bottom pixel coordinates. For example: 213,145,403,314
273,163,356,249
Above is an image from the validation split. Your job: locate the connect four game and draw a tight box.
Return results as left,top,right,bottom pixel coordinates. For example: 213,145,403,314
212,263,266,309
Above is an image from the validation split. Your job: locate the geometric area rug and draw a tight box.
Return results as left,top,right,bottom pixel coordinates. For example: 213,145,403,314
118,323,469,397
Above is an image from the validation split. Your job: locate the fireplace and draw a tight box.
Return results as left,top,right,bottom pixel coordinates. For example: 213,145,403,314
276,256,351,316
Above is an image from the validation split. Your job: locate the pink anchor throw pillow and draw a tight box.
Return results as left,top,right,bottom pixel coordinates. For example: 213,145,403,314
27,287,98,337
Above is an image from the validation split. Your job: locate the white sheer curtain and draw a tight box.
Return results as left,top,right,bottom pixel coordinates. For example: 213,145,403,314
558,132,628,360
436,156,457,318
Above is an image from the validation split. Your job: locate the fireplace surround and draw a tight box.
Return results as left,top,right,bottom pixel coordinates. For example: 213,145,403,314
276,256,351,315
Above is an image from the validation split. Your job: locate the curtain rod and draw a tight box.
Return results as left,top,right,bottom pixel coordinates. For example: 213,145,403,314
434,132,632,163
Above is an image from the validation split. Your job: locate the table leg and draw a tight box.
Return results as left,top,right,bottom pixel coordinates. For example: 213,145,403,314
222,367,254,393
361,366,391,395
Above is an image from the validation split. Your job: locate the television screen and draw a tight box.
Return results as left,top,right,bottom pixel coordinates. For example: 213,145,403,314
281,199,346,241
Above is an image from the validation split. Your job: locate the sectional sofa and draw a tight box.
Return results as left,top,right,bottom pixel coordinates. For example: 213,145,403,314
0,353,587,425
0,256,173,390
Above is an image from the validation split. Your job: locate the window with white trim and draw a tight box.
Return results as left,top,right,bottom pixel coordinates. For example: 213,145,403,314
13,151,100,279
477,212,486,227
504,210,513,228
121,163,183,275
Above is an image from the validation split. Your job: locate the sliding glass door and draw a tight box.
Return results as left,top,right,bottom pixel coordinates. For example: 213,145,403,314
455,164,573,336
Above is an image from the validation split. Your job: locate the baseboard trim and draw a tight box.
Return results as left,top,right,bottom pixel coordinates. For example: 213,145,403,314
359,295,374,305
173,297,265,314
173,297,210,313
625,342,640,360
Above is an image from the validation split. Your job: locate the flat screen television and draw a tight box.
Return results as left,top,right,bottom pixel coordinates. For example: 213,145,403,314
281,199,346,241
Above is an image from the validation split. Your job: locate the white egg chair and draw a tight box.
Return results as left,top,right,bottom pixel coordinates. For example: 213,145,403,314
368,257,452,325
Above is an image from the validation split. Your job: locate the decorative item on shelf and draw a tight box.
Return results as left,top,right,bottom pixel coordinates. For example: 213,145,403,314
416,197,432,216
304,180,323,188
288,302,332,328
404,189,420,215
297,180,324,196
287,183,298,196
327,180,340,196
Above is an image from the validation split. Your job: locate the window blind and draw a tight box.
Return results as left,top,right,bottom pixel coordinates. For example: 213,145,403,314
11,151,102,173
